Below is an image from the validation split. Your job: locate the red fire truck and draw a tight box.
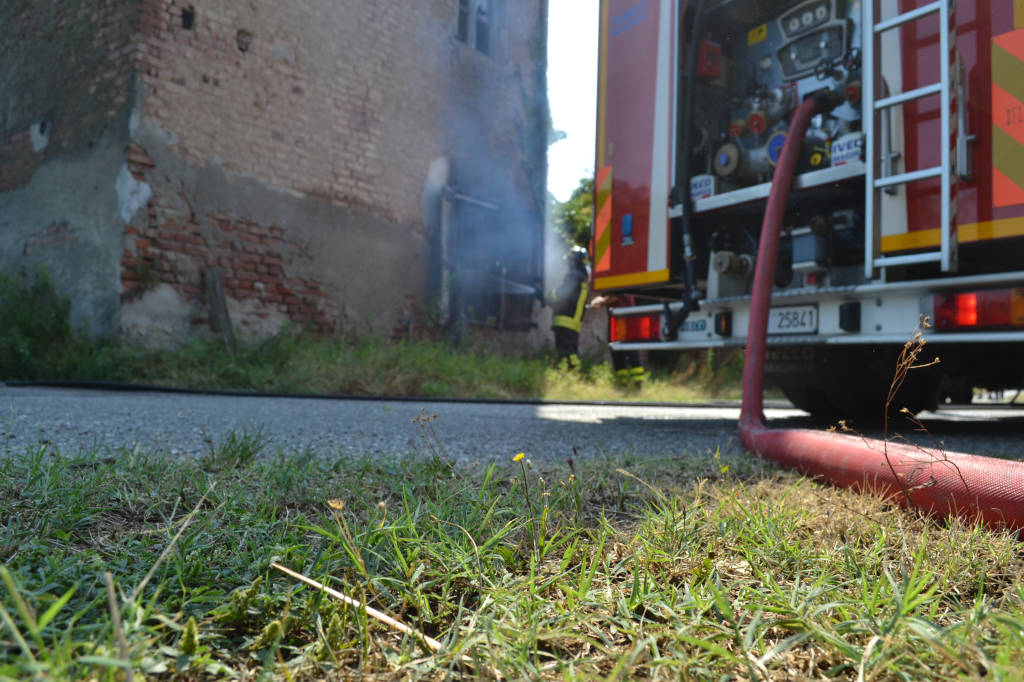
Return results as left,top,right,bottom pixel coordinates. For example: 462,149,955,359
592,0,1024,415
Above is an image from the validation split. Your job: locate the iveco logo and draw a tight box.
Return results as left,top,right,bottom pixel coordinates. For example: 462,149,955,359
830,133,863,166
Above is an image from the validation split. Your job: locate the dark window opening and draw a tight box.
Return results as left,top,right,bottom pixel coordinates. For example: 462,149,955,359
456,0,493,56
457,0,470,42
475,0,489,55
182,6,195,30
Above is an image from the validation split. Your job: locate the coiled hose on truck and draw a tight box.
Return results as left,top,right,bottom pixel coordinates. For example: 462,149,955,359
739,95,1024,531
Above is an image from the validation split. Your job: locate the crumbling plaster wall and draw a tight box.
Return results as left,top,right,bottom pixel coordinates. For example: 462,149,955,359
121,0,548,343
1,0,549,345
0,0,140,337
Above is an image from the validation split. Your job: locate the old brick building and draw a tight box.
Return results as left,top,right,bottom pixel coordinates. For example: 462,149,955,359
1,0,549,344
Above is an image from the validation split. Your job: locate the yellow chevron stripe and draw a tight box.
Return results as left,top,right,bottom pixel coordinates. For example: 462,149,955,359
994,125,1024,192
593,219,612,272
993,42,1024,109
593,166,613,271
992,34,1024,206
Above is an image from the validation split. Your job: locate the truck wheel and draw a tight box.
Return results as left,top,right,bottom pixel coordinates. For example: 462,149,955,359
824,381,938,420
784,380,937,420
774,347,940,420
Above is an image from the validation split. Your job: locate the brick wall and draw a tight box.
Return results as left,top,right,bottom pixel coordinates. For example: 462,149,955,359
120,0,546,340
119,142,338,334
0,0,139,192
134,0,459,225
2,0,548,344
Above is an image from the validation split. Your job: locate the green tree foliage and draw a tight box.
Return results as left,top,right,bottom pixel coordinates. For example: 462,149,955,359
552,176,594,248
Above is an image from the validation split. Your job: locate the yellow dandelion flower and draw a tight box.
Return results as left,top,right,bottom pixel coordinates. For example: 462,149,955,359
513,452,525,462
327,498,345,510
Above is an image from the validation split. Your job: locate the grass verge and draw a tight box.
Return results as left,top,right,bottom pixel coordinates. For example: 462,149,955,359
11,328,750,403
13,331,745,402
2,431,1021,680
3,268,746,402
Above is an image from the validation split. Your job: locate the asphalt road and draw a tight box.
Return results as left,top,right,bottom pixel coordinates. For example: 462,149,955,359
3,385,1023,465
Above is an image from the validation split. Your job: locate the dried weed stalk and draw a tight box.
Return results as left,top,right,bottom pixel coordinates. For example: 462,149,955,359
879,317,969,508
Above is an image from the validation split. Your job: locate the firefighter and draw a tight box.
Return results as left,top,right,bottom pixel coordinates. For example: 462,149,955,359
549,245,590,370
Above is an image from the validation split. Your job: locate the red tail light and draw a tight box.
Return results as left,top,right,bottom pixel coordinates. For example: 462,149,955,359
609,314,662,342
933,288,1024,330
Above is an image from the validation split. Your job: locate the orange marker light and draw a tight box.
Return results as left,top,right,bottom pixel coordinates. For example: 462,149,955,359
933,288,1024,329
956,293,978,326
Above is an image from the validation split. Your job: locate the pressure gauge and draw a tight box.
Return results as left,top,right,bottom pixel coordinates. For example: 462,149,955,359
802,11,814,27
815,5,828,21
788,16,801,32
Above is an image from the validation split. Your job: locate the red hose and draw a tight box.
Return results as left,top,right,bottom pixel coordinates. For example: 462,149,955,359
739,96,1024,531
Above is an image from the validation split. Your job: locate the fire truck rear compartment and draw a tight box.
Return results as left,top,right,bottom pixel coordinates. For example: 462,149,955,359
597,0,1024,415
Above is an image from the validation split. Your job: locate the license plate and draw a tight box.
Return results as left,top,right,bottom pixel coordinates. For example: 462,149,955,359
767,305,818,334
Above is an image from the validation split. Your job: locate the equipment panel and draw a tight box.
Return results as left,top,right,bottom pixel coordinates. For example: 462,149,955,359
693,0,863,201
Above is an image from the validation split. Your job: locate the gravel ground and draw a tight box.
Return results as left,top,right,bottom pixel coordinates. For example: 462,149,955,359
3,385,1023,466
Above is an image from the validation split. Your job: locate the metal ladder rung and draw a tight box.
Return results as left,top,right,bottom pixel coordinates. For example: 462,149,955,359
864,0,958,277
873,1,941,33
875,82,942,109
874,252,943,268
874,166,942,189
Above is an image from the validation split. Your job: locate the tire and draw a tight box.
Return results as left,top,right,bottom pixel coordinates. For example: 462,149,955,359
772,346,940,420
824,378,938,420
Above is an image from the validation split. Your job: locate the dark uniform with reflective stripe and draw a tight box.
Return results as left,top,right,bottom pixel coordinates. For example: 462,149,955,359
550,248,589,369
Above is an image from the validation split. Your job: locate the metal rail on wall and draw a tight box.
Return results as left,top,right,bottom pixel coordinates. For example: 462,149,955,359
739,96,1024,532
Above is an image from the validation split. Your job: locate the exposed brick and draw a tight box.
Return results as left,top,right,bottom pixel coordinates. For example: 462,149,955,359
125,142,155,169
1,0,546,342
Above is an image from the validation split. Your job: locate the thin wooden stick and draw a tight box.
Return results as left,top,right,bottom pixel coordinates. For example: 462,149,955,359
103,572,132,681
270,562,443,652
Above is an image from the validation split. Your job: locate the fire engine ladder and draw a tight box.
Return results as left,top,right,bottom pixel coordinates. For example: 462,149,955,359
863,0,958,279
